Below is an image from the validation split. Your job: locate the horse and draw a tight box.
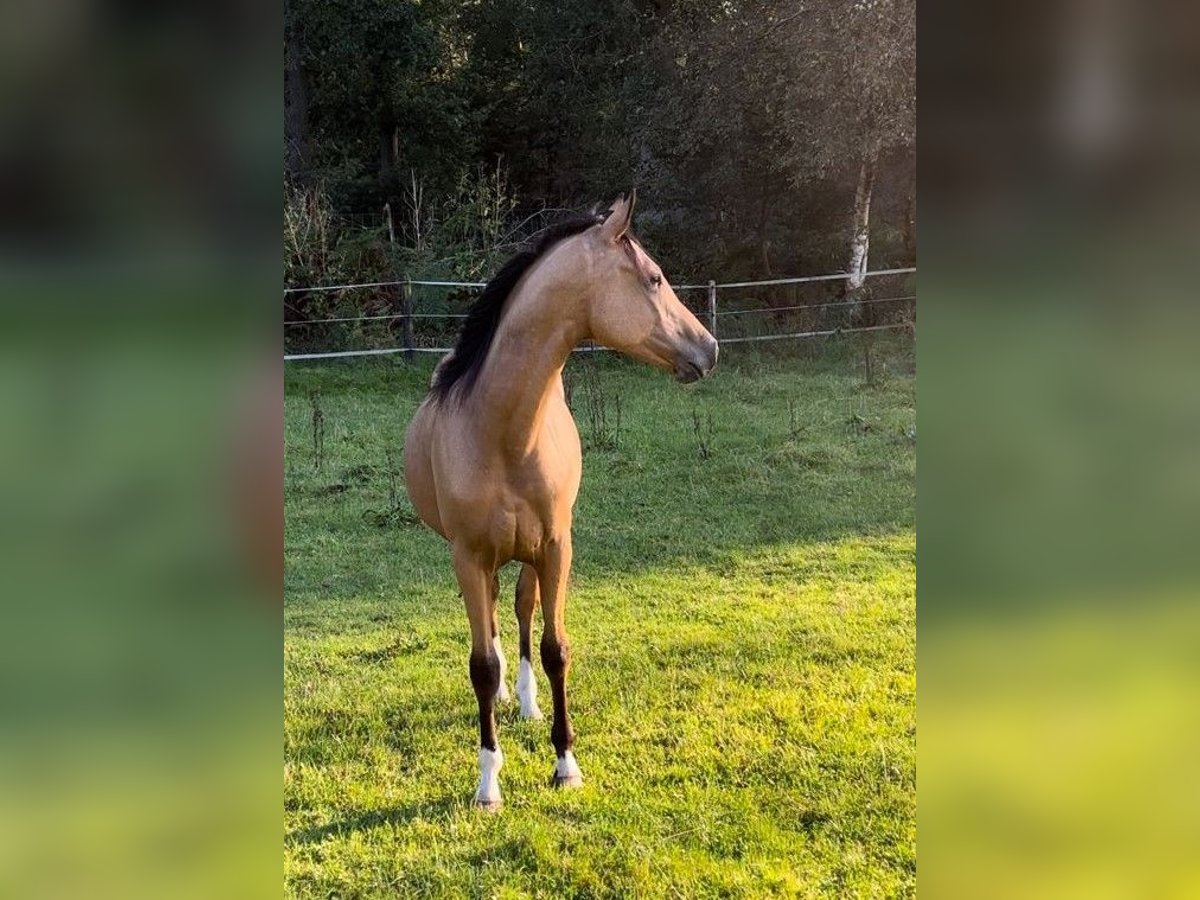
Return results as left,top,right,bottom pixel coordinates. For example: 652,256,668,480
403,192,718,809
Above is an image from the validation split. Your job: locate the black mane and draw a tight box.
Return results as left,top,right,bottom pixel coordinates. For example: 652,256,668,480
430,211,604,404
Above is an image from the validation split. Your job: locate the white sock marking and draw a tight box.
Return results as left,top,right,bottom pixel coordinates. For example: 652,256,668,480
493,635,510,702
555,750,582,782
476,746,503,805
516,658,542,719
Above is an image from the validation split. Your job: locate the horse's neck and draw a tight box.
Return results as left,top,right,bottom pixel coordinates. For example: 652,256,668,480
472,278,585,456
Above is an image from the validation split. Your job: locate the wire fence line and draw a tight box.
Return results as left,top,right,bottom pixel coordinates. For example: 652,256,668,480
717,322,911,344
284,294,915,328
283,278,487,295
674,266,916,290
282,267,915,297
284,312,469,326
283,266,915,361
283,343,614,362
283,322,913,361
716,294,915,318
284,347,449,361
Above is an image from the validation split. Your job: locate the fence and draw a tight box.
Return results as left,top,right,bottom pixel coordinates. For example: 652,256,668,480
282,267,915,361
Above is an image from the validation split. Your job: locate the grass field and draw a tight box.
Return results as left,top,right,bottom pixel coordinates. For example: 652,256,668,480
284,342,916,898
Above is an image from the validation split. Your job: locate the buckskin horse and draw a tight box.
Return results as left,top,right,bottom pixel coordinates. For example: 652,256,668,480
403,193,718,808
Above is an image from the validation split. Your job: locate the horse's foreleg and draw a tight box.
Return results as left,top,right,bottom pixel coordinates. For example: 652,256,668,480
514,564,543,720
536,538,583,788
453,547,504,810
489,573,511,703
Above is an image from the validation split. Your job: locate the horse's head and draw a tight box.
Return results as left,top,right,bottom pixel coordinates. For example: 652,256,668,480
582,192,718,383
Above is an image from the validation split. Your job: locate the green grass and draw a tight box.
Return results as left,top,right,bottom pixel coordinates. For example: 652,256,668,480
285,342,916,898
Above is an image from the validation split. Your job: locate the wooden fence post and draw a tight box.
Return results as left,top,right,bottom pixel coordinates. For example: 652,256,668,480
707,279,717,338
384,201,415,361
401,274,414,361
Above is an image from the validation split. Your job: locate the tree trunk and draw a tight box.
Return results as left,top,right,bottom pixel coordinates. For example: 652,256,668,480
284,0,310,182
757,172,773,277
378,119,398,195
846,140,880,293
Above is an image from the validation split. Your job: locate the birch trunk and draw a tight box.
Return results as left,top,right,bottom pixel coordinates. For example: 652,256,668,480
846,141,880,292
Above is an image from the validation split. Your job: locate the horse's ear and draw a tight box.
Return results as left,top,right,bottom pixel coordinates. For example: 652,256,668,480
599,190,636,243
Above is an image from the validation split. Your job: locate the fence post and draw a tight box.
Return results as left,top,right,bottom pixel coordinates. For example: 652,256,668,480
707,279,717,338
384,201,415,362
401,274,415,361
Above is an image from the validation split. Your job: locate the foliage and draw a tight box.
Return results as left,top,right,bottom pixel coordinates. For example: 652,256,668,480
284,170,528,352
284,346,916,897
283,184,342,294
578,353,624,451
392,161,520,283
288,0,476,207
285,0,916,284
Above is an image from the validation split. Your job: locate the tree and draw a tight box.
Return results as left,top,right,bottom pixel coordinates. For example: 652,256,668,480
770,0,916,289
655,0,914,281
284,0,310,182
288,0,476,205
282,0,915,286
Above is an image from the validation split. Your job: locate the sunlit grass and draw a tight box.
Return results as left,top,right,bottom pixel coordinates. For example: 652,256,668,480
285,344,915,897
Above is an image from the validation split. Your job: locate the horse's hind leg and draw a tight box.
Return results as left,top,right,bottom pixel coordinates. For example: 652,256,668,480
489,573,511,703
453,547,504,810
537,538,583,788
514,564,543,720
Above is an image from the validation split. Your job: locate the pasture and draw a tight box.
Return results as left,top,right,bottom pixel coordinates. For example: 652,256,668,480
284,342,916,897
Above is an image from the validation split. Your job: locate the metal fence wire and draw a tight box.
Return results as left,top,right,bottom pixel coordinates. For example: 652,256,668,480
283,267,915,361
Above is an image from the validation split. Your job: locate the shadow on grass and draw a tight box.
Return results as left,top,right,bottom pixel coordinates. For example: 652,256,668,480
286,793,462,846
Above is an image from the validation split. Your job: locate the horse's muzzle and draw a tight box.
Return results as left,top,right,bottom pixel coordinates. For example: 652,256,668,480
674,336,719,384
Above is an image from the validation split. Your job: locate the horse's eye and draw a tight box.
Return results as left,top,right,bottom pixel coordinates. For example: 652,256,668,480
650,274,662,288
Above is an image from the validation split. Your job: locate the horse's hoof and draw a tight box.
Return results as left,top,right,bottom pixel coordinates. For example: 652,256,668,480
551,750,583,788
519,703,543,721
475,798,503,812
495,683,511,703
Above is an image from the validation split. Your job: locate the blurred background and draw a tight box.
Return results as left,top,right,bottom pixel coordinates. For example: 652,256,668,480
921,0,1200,896
0,0,279,896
